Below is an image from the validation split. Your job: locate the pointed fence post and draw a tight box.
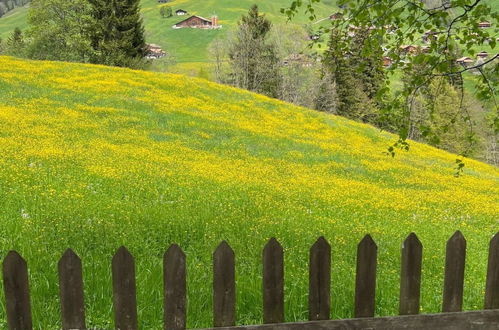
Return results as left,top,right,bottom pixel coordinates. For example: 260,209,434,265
164,244,187,330
112,246,138,330
354,235,377,318
485,233,499,309
213,241,235,327
263,238,284,324
309,236,331,321
2,251,33,330
58,249,86,330
399,233,422,315
442,231,466,313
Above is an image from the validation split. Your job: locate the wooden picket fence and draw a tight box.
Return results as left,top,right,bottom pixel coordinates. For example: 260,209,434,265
2,231,499,330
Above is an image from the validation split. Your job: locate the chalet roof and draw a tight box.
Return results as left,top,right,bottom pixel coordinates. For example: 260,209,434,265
456,56,473,63
175,9,187,13
174,15,211,26
147,43,162,49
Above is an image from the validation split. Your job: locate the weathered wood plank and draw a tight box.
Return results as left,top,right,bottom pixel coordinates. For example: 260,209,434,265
399,233,422,315
263,238,284,324
198,309,499,330
485,233,499,309
308,236,331,321
112,246,138,330
213,241,236,327
164,244,187,330
58,249,86,330
2,251,33,330
354,235,377,318
442,231,466,313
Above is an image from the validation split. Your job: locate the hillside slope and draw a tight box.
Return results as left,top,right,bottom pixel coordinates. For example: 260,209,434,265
0,56,498,328
0,0,336,72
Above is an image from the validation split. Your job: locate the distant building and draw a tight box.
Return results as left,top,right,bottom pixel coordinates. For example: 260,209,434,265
175,9,188,16
456,56,474,67
422,30,440,43
477,51,489,59
478,21,491,28
399,45,419,55
158,0,170,3
145,44,166,59
283,54,314,67
383,56,392,67
172,15,221,29
329,12,343,20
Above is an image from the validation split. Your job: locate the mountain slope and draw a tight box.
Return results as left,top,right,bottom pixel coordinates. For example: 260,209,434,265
0,56,498,328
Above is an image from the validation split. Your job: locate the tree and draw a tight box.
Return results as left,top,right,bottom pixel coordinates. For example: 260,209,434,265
89,0,146,68
26,0,95,62
159,5,172,18
4,27,27,58
227,5,281,98
284,0,498,169
321,28,383,123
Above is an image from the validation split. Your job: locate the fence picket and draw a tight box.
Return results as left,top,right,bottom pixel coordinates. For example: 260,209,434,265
164,244,187,330
58,249,86,330
442,231,466,313
112,246,138,330
485,233,499,309
213,241,236,327
354,235,377,318
308,236,331,321
399,233,422,315
263,238,284,324
2,251,32,330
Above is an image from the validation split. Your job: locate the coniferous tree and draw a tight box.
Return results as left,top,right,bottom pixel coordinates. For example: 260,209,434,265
89,0,146,68
321,27,385,123
4,27,26,57
228,5,281,98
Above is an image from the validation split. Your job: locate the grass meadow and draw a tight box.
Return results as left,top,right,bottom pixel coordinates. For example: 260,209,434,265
0,56,498,328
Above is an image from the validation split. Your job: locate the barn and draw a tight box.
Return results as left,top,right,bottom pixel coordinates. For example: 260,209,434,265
172,15,221,29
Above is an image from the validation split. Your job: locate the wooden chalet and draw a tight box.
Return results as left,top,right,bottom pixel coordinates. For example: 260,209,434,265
422,30,440,43
478,21,491,28
477,51,489,58
172,15,221,29
399,45,419,55
456,56,474,67
329,12,343,20
145,43,166,60
383,56,393,67
283,54,314,67
175,9,188,16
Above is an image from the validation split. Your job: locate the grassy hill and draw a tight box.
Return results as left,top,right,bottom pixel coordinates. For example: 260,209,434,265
0,0,336,74
0,56,498,328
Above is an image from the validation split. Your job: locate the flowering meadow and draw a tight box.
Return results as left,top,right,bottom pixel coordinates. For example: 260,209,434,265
0,56,498,328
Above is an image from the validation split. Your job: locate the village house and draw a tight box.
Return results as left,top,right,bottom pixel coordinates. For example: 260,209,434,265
477,51,489,59
172,15,221,29
383,56,393,67
456,56,474,67
282,54,314,68
399,45,419,55
422,30,440,43
478,21,491,28
175,9,188,16
145,44,166,60
329,12,343,20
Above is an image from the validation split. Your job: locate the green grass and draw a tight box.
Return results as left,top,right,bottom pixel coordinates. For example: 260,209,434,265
0,0,335,70
0,4,29,39
0,56,498,329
